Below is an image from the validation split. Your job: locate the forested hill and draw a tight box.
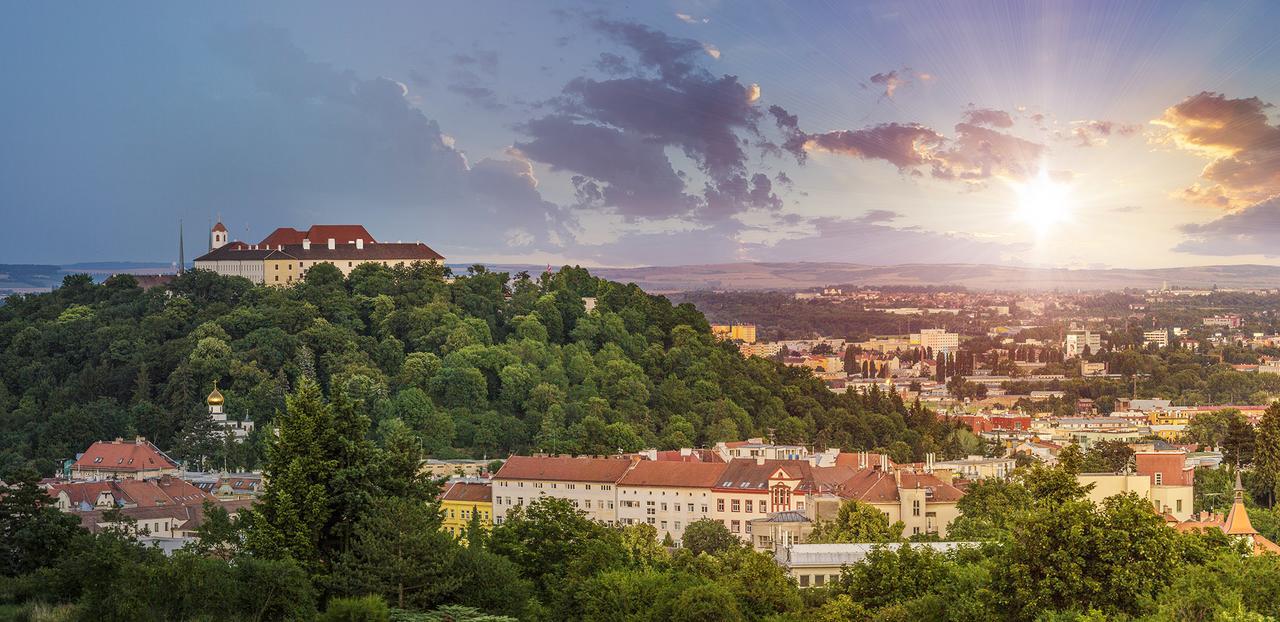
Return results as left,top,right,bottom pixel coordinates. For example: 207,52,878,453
0,264,974,477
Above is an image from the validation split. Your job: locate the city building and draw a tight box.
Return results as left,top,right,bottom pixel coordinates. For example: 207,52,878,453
1143,330,1170,348
206,384,253,441
711,324,758,343
193,223,444,285
440,480,492,540
71,437,180,481
616,461,726,542
1063,329,1102,358
490,455,634,525
910,329,959,354
1174,473,1280,555
1202,315,1242,329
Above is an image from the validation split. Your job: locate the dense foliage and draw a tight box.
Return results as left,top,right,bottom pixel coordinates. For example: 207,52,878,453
0,265,976,477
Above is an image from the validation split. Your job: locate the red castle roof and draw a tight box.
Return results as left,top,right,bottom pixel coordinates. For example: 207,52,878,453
260,225,376,247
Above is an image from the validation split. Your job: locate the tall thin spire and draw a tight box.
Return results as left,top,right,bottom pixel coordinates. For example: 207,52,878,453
178,220,185,275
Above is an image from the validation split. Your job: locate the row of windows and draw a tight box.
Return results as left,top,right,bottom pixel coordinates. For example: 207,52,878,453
445,507,491,520
796,574,840,588
495,495,614,510
499,481,610,491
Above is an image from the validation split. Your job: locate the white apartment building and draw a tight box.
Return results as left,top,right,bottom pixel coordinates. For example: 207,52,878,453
1143,330,1169,348
910,329,959,354
490,456,634,524
616,461,726,542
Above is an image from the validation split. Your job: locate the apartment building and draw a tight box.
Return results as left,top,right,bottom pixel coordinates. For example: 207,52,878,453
490,455,633,524
616,461,726,541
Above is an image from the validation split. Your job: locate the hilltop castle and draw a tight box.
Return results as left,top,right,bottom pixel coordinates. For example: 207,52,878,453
193,223,444,285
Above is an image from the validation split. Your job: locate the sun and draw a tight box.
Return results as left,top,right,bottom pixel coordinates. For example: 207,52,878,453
1011,170,1072,236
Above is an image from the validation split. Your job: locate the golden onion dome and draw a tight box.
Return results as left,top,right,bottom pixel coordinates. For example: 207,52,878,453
207,384,225,406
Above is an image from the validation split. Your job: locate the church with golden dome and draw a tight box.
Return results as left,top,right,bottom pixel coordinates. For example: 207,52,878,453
208,383,254,441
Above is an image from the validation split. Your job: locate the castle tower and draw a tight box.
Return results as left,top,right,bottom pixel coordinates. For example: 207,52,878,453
207,382,226,422
211,221,228,250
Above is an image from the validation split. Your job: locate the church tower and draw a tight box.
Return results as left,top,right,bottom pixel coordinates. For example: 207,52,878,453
207,382,226,422
211,221,228,250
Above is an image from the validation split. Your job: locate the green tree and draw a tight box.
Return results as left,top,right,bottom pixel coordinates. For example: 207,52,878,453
681,518,741,556
807,500,905,543
332,496,461,610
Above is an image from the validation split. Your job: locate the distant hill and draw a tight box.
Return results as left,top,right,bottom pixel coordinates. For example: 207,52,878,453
7,260,1280,295
572,262,1280,293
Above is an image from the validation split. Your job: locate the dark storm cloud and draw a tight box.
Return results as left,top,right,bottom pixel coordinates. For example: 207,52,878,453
868,69,909,98
514,17,790,222
1174,196,1280,256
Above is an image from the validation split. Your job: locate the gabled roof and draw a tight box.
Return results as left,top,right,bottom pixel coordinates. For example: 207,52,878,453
47,476,212,509
618,461,728,488
259,225,376,246
493,455,635,483
712,459,817,493
193,241,444,263
442,481,492,503
73,439,178,473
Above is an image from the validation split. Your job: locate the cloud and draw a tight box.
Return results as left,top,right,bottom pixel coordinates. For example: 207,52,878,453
1154,91,1280,208
932,123,1046,181
702,43,721,59
514,18,792,222
447,83,505,110
868,69,908,98
805,123,945,169
514,115,697,220
675,12,709,24
963,108,1014,128
752,215,1024,264
1175,196,1280,256
594,52,631,75
451,49,499,76
1069,119,1140,147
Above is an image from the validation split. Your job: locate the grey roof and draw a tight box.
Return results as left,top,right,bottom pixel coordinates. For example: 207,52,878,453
775,542,977,568
754,510,810,523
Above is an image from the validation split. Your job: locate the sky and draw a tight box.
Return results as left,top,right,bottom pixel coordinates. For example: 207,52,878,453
3,1,1280,269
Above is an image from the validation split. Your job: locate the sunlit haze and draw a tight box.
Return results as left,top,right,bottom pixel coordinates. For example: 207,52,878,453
3,1,1280,269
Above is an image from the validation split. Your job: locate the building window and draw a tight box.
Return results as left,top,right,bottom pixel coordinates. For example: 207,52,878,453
731,520,740,533
731,499,740,512
799,575,809,587
913,499,921,517
701,504,708,513
771,484,791,511
814,574,825,587
717,499,724,512
746,500,753,513
1154,472,1163,485
1176,499,1183,513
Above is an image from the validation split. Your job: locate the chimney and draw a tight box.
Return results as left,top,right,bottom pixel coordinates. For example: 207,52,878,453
327,238,335,250
881,454,889,471
356,238,364,250
302,239,311,250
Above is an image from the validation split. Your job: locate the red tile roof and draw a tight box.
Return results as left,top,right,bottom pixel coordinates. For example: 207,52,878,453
259,225,376,247
493,455,635,483
442,481,492,503
47,476,213,509
618,461,728,488
212,222,227,232
194,241,444,263
712,459,817,493
73,439,178,473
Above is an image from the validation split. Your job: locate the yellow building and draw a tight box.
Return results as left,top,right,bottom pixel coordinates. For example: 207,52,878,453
440,481,492,540
711,324,757,343
193,223,444,286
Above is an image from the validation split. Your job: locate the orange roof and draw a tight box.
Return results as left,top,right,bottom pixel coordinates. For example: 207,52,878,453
73,439,177,473
47,476,212,509
493,456,635,483
618,461,728,488
442,481,492,503
212,222,227,232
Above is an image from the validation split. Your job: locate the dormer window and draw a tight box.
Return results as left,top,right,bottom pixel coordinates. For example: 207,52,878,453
93,457,103,463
